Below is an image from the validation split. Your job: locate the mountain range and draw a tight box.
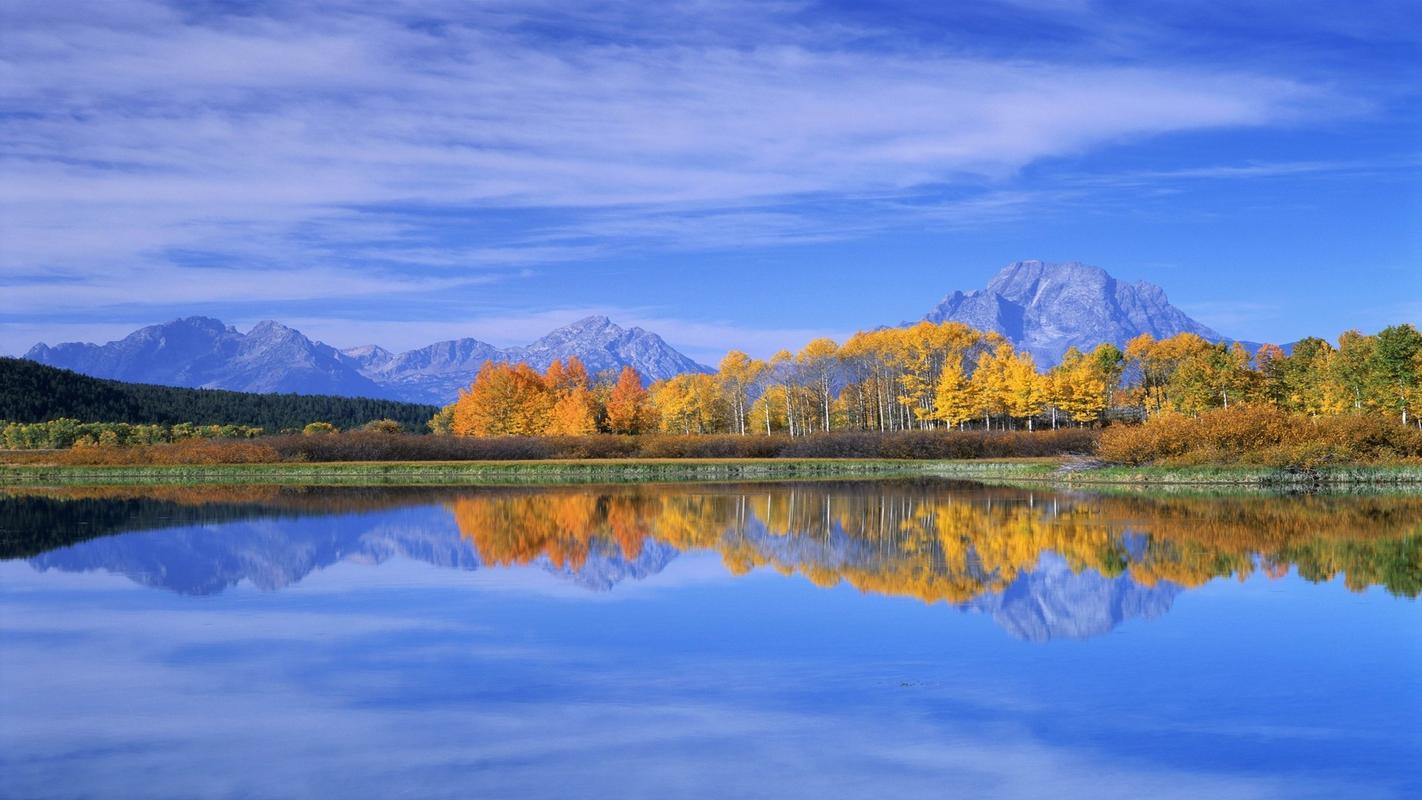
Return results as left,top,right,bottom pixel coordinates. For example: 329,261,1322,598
344,315,708,403
26,314,707,404
23,260,1232,403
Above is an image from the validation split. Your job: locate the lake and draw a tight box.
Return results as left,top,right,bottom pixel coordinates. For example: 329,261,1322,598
1,480,1418,799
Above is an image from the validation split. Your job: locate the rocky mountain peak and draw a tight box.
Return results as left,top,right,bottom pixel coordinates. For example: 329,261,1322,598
245,320,298,340
341,344,394,370
925,260,1222,365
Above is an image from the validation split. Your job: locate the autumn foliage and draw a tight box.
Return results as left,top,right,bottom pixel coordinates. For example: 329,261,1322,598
1098,404,1422,466
437,322,1421,442
49,437,281,465
447,359,657,437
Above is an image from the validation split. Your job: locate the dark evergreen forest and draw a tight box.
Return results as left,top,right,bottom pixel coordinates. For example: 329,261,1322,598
0,358,437,431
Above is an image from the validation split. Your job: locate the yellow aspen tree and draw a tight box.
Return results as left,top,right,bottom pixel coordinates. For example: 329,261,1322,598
932,357,977,428
968,345,1002,430
1003,350,1046,429
796,338,839,434
718,350,767,435
749,384,789,434
651,376,696,434
768,349,796,436
1046,348,1082,428
650,374,727,434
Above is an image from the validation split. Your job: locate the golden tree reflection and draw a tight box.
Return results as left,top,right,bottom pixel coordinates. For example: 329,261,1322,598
11,482,1420,601
447,483,1422,601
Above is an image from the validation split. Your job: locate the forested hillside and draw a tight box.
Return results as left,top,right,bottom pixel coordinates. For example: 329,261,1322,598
0,358,437,431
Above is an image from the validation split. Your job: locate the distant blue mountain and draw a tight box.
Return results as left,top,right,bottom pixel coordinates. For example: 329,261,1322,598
924,260,1230,365
347,315,710,403
25,317,390,398
26,315,709,404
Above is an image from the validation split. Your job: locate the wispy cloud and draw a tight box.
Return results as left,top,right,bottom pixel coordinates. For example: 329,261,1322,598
1,1,1341,286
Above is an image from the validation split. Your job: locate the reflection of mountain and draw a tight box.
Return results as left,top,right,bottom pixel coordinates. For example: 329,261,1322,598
7,482,1420,639
24,506,677,596
28,511,471,594
964,553,1179,641
543,537,680,592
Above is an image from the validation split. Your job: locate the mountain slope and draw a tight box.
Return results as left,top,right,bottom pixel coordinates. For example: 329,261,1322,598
26,317,389,398
347,315,709,403
347,337,507,405
925,260,1222,365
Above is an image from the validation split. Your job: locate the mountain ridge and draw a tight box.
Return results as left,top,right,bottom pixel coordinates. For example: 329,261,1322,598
924,260,1224,365
27,315,710,405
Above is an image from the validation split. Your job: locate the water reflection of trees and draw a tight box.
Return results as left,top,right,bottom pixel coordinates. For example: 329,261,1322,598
449,482,1422,600
7,482,1420,600
0,486,473,558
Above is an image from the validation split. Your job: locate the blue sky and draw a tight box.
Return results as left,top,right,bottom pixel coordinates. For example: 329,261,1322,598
2,0,1418,363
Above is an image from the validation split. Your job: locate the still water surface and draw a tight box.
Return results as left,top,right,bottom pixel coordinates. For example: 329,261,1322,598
1,480,1418,799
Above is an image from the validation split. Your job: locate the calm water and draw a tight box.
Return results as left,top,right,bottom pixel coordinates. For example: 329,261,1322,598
1,480,1418,799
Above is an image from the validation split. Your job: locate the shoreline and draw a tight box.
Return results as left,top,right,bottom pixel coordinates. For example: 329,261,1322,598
4,458,1422,488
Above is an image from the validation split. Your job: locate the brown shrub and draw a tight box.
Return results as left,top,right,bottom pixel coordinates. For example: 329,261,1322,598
264,432,561,462
1098,405,1422,466
53,438,281,465
39,427,1099,465
261,428,1094,462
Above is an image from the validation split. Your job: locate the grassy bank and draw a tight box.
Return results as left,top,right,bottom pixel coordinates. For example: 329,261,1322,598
4,457,1421,488
0,458,1033,486
1053,463,1422,488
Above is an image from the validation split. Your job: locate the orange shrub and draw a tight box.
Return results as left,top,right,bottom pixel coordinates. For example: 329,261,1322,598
1098,405,1422,466
53,438,280,465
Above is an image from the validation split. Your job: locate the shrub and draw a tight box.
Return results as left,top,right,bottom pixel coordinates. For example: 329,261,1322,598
21,427,1099,464
262,428,1095,462
1098,405,1422,467
52,438,281,465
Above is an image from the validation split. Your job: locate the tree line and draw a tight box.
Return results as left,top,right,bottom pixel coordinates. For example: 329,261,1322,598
0,357,438,432
0,418,412,450
437,322,1422,437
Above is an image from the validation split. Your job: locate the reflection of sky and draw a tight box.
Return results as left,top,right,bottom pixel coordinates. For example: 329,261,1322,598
3,527,1419,799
